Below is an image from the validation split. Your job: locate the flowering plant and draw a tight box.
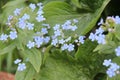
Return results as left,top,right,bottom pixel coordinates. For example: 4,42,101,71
0,0,120,80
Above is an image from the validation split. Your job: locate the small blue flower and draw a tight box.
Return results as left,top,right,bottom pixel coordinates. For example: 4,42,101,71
14,8,22,16
114,16,120,24
71,25,77,31
0,34,8,41
22,13,30,20
9,31,17,40
67,44,74,52
51,38,58,46
18,18,26,29
34,36,43,48
27,41,35,49
44,36,50,43
36,15,45,22
53,24,60,31
95,27,104,35
98,18,103,26
106,68,116,77
17,63,26,71
41,28,48,35
59,39,65,44
14,59,21,64
78,36,85,44
110,63,120,71
61,44,68,51
96,34,106,44
54,30,61,37
37,10,44,15
103,59,111,67
29,3,36,11
26,22,34,30
115,46,120,56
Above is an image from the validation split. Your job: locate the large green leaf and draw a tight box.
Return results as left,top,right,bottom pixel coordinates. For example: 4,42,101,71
43,0,110,35
24,48,42,73
35,56,91,80
15,63,36,80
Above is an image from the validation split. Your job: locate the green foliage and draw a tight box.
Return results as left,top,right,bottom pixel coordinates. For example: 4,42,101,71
94,41,117,54
0,0,112,80
43,0,110,36
0,0,26,24
114,24,120,40
15,63,36,80
23,48,42,73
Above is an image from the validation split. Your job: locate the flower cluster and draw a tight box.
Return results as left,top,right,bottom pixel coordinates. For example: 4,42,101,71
26,24,50,49
51,19,85,52
103,59,120,77
101,16,120,78
14,59,26,71
89,27,106,44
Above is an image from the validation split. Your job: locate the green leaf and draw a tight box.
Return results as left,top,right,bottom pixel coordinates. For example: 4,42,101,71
0,42,16,55
44,0,110,36
75,39,97,59
35,56,90,80
71,0,82,8
114,24,120,40
93,41,116,54
24,48,42,73
15,63,36,80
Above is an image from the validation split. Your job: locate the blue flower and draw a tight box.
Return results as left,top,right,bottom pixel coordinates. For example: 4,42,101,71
54,30,61,37
14,8,22,16
51,38,58,46
114,16,120,24
17,63,26,71
14,59,21,64
0,34,8,41
98,18,103,26
36,15,45,22
44,36,50,43
110,63,120,71
95,27,104,35
53,24,60,31
106,68,116,77
103,59,111,67
41,28,48,35
59,39,65,44
26,22,34,30
89,33,96,41
18,18,26,29
96,34,106,44
115,46,120,56
67,44,74,52
78,36,85,44
27,41,35,49
34,36,43,48
61,44,68,51
22,13,30,20
29,3,36,11
9,31,17,40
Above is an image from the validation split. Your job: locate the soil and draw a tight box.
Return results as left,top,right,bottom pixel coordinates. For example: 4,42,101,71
0,72,14,80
